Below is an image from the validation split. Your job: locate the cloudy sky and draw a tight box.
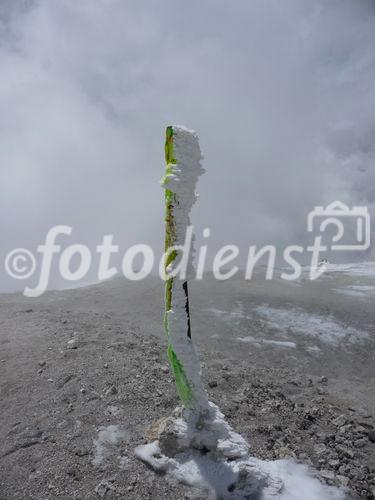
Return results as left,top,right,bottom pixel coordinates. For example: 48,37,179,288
1,0,374,291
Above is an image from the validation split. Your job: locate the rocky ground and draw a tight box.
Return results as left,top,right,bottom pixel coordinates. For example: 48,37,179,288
0,273,374,499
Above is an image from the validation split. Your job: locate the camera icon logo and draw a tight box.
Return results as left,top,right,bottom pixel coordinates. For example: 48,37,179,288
307,201,371,251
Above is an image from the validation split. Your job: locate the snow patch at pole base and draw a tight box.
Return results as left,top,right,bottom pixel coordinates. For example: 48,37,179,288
135,403,345,499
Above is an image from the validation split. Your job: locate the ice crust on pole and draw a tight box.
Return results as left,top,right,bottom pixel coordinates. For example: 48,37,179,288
162,125,209,414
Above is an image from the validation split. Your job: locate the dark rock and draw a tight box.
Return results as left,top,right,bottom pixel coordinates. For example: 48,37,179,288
332,415,347,427
74,447,89,457
67,338,79,349
336,475,349,487
95,479,116,497
320,469,335,481
354,438,367,448
104,385,118,397
335,445,354,459
314,443,327,456
57,374,75,389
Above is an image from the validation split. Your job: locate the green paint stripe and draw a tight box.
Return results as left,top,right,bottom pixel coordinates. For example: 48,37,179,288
163,126,195,408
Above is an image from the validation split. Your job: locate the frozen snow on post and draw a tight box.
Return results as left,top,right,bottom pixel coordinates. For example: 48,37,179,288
161,125,209,415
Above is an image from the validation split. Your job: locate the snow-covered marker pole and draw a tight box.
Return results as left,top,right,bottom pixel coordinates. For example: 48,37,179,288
135,128,343,499
161,125,209,416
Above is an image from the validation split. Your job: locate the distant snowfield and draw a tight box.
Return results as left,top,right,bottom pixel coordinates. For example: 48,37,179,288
237,335,297,349
320,262,375,300
206,300,369,347
334,285,375,298
324,261,375,277
255,305,369,345
299,261,375,279
208,305,249,323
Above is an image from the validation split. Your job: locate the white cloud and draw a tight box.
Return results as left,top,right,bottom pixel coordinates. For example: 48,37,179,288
1,0,374,290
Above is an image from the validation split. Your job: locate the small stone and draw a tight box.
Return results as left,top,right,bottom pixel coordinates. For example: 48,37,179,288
233,393,246,404
56,374,74,389
158,417,187,457
104,385,118,397
47,378,54,383
95,479,114,497
75,447,89,457
318,376,328,384
266,438,275,450
38,361,46,367
332,415,347,427
320,470,335,481
358,421,373,430
360,410,372,418
103,363,109,369
289,379,299,386
328,459,340,469
67,338,79,349
275,447,296,459
208,380,218,388
338,424,350,435
354,438,367,448
80,388,86,394
314,443,327,456
335,444,354,459
338,465,348,475
67,467,81,480
334,435,346,445
161,365,169,374
353,425,367,434
336,475,349,487
368,431,375,443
